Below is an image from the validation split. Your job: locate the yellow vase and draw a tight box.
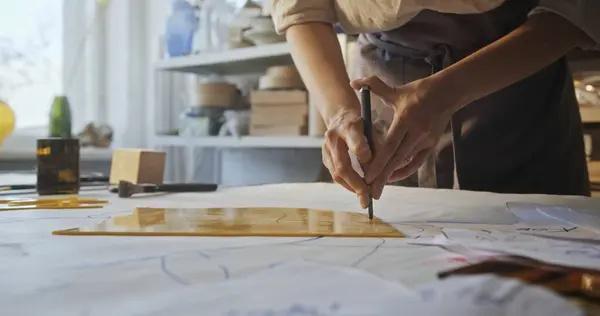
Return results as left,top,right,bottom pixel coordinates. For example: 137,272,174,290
0,100,16,146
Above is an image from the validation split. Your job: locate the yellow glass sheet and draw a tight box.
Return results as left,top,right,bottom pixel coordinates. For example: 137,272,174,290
52,207,405,238
0,197,107,211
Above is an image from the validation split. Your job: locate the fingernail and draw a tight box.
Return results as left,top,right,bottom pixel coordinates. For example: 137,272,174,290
362,194,370,209
373,185,383,200
357,194,365,209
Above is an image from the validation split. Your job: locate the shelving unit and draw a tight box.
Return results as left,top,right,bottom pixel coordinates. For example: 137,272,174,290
0,147,113,161
149,38,357,150
155,42,292,75
151,37,600,184
149,39,351,183
151,135,323,149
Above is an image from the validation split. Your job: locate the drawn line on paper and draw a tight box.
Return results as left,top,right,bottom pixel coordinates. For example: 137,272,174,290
226,302,342,316
290,243,410,249
0,243,28,256
33,283,71,295
219,264,230,279
288,236,323,245
351,238,386,267
70,254,160,270
196,251,210,260
160,255,189,286
196,251,230,280
514,227,579,233
202,238,323,253
268,261,286,268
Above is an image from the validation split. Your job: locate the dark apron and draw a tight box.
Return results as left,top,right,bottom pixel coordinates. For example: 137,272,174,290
354,0,590,196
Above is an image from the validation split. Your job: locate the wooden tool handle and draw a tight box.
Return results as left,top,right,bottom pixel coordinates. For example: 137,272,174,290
153,183,218,193
360,87,374,151
360,86,375,219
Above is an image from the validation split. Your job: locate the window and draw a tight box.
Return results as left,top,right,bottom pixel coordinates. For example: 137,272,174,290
0,0,63,130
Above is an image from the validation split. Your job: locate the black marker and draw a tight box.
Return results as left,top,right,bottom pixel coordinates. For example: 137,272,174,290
360,86,374,220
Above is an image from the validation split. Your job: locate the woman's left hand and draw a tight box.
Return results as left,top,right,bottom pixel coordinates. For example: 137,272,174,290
349,75,459,199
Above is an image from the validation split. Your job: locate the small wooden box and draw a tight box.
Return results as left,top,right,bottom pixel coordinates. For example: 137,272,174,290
109,149,166,185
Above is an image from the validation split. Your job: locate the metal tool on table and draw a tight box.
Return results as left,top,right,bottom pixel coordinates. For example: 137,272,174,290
112,180,218,198
0,175,109,194
360,86,375,220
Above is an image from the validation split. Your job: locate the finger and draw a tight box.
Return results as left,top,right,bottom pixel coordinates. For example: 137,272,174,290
328,135,370,208
369,141,426,200
360,125,385,172
323,146,354,193
373,125,385,152
395,144,421,170
388,149,430,183
376,131,422,183
344,123,372,164
364,117,408,183
350,76,396,103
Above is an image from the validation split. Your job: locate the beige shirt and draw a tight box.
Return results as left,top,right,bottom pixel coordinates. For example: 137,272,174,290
270,0,600,50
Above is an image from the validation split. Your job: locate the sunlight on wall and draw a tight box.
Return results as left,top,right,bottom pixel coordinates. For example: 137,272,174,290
0,0,63,128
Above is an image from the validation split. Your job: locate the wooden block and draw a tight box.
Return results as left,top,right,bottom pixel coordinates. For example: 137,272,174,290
109,149,166,185
252,103,308,116
251,112,307,126
250,90,308,105
580,107,600,124
250,124,307,136
588,161,600,183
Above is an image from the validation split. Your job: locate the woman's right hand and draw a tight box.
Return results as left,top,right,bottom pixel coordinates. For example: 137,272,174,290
322,109,374,209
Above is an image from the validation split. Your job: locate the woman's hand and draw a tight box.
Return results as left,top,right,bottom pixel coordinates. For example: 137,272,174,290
350,75,459,199
322,108,378,209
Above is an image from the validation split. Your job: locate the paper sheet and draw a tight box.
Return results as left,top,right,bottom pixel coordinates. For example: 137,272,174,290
507,202,600,235
138,261,580,316
1,181,599,316
413,229,600,270
413,274,583,316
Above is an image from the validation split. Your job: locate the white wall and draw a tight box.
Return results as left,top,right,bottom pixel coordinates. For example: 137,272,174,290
105,0,148,148
143,0,323,186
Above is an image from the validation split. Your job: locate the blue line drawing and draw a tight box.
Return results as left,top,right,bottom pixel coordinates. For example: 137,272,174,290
225,302,341,316
160,255,189,286
351,238,386,267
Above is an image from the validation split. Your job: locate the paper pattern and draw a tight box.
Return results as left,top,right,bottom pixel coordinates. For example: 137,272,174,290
1,180,600,315
412,229,600,270
138,261,581,316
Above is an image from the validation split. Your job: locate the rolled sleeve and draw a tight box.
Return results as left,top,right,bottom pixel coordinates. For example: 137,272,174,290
270,0,337,34
529,0,600,50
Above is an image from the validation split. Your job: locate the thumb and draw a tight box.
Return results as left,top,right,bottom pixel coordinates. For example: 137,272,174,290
344,123,372,164
350,76,396,103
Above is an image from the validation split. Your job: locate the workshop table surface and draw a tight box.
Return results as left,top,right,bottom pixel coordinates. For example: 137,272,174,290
1,182,600,315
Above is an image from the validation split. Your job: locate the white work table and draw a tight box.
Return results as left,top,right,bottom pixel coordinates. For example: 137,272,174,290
1,182,599,315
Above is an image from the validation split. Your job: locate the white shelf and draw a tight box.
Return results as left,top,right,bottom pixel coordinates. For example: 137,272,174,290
0,147,113,161
151,135,324,149
155,43,293,75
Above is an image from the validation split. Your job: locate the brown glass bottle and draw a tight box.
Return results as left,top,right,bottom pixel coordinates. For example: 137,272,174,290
36,138,80,195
